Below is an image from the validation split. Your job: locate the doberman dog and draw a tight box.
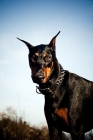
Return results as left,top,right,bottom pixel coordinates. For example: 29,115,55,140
17,31,93,140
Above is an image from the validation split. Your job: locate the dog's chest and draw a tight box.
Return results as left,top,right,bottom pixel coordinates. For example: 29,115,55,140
55,107,68,125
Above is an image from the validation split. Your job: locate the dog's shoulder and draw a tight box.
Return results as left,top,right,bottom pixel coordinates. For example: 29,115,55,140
64,70,93,96
68,71,93,85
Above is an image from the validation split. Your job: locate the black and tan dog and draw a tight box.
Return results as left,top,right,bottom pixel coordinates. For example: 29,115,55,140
17,32,93,140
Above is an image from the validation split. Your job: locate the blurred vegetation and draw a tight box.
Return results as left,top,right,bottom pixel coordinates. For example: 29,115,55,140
0,107,49,140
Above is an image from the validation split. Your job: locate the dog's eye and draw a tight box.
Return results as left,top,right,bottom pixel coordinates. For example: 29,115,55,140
44,55,51,62
31,55,38,62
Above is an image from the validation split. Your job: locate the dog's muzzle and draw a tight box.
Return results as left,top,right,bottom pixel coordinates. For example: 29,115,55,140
35,69,45,82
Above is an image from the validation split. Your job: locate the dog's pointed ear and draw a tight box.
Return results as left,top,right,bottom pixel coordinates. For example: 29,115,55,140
17,37,34,51
49,31,60,51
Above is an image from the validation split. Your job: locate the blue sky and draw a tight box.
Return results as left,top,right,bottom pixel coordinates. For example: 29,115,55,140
0,0,93,125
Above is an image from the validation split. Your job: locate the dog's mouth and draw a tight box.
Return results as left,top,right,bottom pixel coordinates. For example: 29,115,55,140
32,75,45,84
36,74,45,82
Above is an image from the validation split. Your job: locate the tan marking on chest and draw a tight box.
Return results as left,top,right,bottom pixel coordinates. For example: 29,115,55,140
55,108,68,125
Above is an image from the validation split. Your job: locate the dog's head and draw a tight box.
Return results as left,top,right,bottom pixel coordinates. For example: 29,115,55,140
17,31,60,84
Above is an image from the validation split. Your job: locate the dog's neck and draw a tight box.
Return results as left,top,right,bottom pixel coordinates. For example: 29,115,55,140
36,59,65,95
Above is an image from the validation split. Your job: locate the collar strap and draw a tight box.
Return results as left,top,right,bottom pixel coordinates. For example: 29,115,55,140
36,86,53,95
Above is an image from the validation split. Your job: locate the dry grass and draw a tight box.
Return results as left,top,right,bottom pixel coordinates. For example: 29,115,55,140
0,107,49,140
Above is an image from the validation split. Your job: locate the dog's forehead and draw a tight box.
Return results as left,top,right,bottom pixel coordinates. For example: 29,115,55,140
29,44,50,55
